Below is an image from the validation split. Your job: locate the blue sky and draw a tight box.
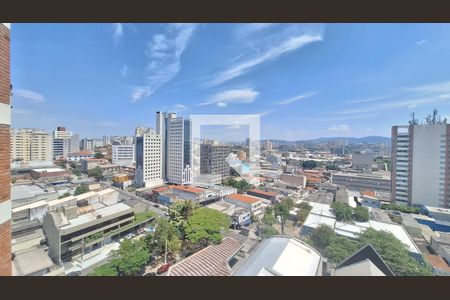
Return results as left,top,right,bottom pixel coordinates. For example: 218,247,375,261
10,23,450,140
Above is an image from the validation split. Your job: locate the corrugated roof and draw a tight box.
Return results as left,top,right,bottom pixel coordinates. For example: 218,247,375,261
168,237,242,276
227,193,261,204
248,189,277,197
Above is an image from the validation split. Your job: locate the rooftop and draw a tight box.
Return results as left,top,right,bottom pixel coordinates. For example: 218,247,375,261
168,237,242,276
12,247,54,276
425,254,450,272
31,167,66,173
11,185,55,202
248,189,277,197
171,185,205,194
233,236,322,276
227,193,261,204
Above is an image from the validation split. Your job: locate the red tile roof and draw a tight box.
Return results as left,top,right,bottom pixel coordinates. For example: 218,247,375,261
153,186,169,193
248,189,277,197
227,193,261,204
361,190,376,198
171,185,205,194
168,237,242,276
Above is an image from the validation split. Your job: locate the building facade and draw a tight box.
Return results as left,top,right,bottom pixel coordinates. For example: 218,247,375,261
112,144,135,166
391,123,450,208
70,133,80,153
11,128,52,163
135,132,163,188
331,171,391,192
156,111,177,180
200,144,231,180
167,117,193,185
0,23,11,276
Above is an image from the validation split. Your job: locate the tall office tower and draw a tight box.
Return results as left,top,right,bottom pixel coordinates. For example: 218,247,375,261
102,135,111,147
0,23,11,275
156,111,177,180
70,134,80,153
391,120,450,208
81,138,94,150
200,144,231,179
135,131,163,188
11,128,53,163
167,117,193,185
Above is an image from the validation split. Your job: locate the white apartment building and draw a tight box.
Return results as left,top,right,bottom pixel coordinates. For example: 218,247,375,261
112,144,135,166
11,128,52,163
167,117,193,185
135,132,163,188
70,134,80,153
391,123,450,208
156,111,177,180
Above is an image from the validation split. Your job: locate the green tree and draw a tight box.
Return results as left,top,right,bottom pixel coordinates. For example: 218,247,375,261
109,238,149,276
325,164,340,171
353,206,369,222
89,262,118,276
301,160,317,170
88,166,103,181
94,152,105,159
185,208,230,245
274,202,290,235
168,200,200,238
72,169,81,177
296,202,312,211
331,202,353,222
261,206,277,226
282,197,295,209
324,236,359,264
149,217,181,258
310,224,336,250
74,185,89,195
297,209,310,224
259,224,279,239
358,228,432,276
58,192,71,199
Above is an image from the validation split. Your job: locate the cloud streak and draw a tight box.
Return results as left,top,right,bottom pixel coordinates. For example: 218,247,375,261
275,91,319,105
132,23,197,102
13,89,46,103
112,23,123,43
199,88,259,107
329,124,350,132
206,24,324,87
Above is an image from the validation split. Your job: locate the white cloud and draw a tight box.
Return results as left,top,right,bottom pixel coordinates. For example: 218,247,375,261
275,91,318,105
344,95,392,104
206,24,324,87
132,23,197,102
13,89,46,103
329,124,350,132
174,104,188,112
121,64,130,76
112,23,123,43
416,39,428,45
400,80,450,94
200,88,259,107
408,104,418,109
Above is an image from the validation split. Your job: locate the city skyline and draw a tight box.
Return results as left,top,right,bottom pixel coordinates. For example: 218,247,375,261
10,23,450,139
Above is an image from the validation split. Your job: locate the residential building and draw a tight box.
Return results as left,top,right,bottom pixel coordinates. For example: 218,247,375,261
233,236,323,276
135,125,153,137
156,111,177,180
52,138,71,160
11,128,53,163
331,171,391,192
200,144,231,180
81,138,94,151
0,22,11,275
80,158,107,173
247,189,277,204
279,174,307,190
225,193,263,216
67,150,94,162
112,144,135,166
102,135,110,147
391,122,450,208
70,134,80,153
167,116,193,185
135,131,163,188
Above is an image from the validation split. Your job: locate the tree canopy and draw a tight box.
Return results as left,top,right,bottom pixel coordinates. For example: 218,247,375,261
185,207,230,245
168,200,200,238
301,160,317,170
331,202,353,222
222,177,253,193
261,206,277,226
88,166,103,181
94,152,105,159
109,238,150,276
274,201,291,235
310,224,336,249
74,185,89,196
148,217,182,258
353,206,370,222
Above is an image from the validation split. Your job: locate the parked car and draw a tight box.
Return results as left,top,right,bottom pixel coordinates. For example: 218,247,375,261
67,271,82,276
125,233,135,239
157,264,171,274
144,272,157,276
153,204,160,208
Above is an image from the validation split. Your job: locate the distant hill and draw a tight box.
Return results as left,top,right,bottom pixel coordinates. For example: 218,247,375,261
268,136,390,145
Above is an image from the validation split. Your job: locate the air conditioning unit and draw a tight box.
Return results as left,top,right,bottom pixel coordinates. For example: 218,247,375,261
96,214,102,219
